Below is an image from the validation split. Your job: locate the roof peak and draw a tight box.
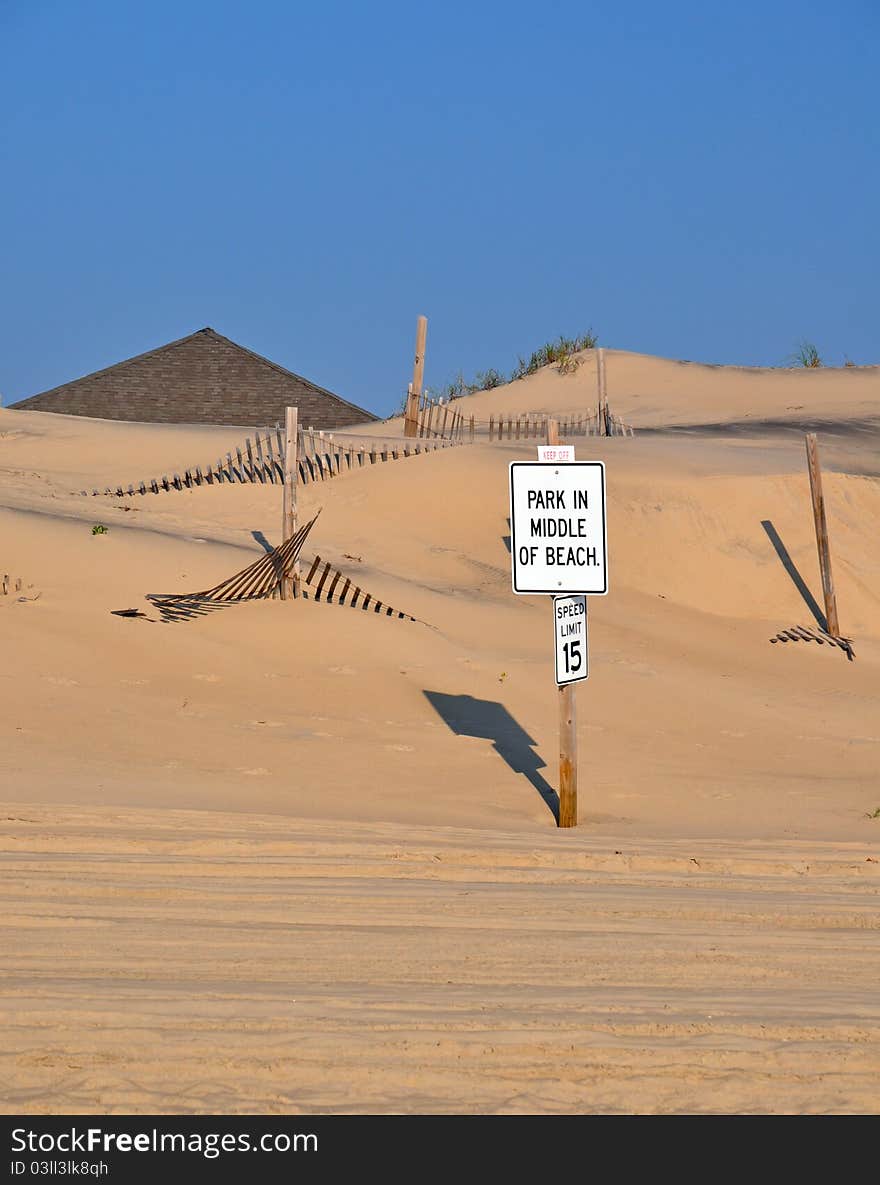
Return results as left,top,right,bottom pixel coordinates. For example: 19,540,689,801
12,327,378,424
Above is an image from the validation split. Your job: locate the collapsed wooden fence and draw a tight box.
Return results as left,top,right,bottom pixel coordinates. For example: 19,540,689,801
145,514,319,619
84,424,461,499
141,512,422,625
302,555,419,622
769,624,854,660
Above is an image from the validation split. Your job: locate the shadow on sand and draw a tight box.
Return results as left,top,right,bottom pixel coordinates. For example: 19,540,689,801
423,690,558,822
761,520,826,630
144,597,233,624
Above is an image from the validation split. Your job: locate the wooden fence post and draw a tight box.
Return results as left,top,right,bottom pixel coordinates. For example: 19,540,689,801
406,315,428,438
805,433,840,636
282,406,299,599
546,418,559,446
597,347,609,436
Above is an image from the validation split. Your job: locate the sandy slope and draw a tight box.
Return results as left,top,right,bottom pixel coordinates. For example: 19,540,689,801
1,350,879,1114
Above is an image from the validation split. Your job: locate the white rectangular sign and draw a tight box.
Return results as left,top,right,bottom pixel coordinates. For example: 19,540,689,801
509,461,608,595
554,595,588,685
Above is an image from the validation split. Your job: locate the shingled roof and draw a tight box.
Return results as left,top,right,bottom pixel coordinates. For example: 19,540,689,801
12,327,377,428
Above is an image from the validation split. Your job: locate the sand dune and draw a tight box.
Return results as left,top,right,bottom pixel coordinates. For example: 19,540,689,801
444,348,880,429
2,349,879,1113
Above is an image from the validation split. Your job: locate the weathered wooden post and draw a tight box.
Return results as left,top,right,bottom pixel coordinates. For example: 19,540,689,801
405,315,428,438
596,348,609,437
805,433,840,636
404,381,414,432
282,406,299,599
558,675,577,828
549,406,576,822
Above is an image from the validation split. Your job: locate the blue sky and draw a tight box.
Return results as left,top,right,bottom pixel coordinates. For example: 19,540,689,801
1,0,877,415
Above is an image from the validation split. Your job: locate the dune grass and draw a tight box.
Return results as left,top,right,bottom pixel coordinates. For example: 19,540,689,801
421,329,599,404
791,340,822,368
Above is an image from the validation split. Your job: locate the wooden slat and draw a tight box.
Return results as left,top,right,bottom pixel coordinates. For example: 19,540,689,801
315,561,332,597
255,434,271,483
247,438,263,484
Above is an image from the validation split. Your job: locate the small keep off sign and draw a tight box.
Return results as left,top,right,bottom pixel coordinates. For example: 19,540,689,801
509,462,608,595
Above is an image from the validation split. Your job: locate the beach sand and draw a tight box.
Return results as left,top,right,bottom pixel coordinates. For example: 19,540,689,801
2,351,879,1113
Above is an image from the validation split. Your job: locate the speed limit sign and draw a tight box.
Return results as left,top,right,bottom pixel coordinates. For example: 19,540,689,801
553,594,588,685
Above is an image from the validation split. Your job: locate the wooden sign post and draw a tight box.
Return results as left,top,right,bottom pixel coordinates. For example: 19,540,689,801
554,594,587,828
805,432,840,636
558,670,578,826
552,431,580,828
281,406,299,599
405,315,428,438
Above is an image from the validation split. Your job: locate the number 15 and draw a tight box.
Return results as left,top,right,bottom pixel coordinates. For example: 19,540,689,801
562,640,582,673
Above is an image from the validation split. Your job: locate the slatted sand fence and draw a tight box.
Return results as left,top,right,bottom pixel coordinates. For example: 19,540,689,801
144,514,320,622
82,423,463,500
141,513,424,625
435,407,635,442
296,425,462,483
301,555,420,622
480,408,635,440
415,395,470,441
768,624,855,660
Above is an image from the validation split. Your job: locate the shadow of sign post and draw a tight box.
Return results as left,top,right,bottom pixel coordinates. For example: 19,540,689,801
423,692,559,822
